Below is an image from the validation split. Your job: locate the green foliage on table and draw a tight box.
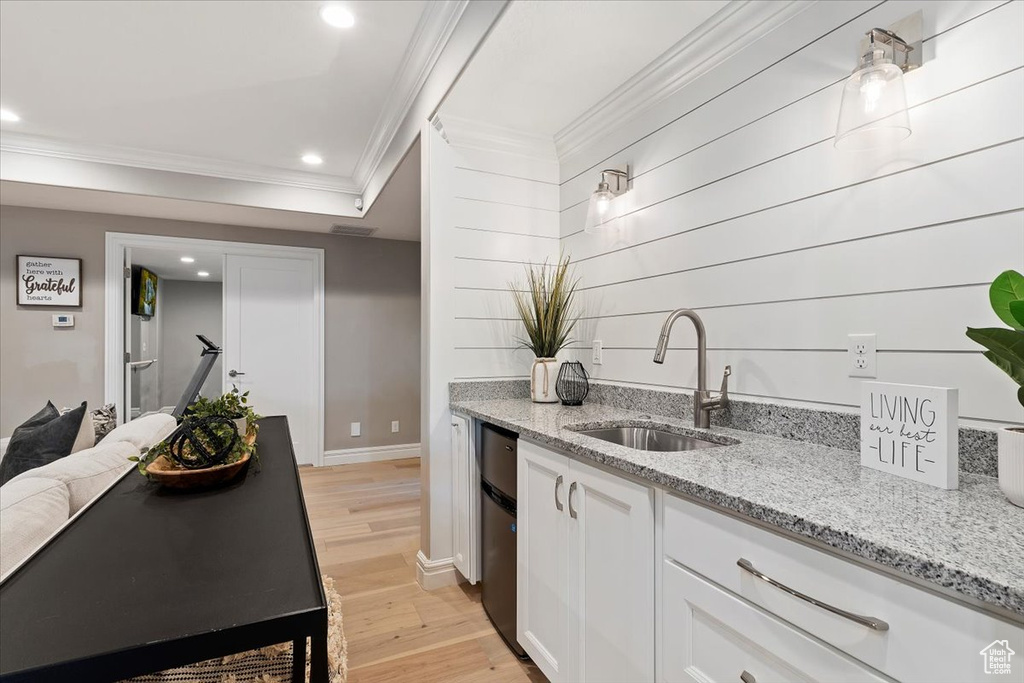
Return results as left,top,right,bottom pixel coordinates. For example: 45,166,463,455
966,269,1024,409
509,254,580,358
130,389,263,476
189,389,261,425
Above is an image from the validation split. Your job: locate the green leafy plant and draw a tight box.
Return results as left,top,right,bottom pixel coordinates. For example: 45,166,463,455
188,389,260,424
966,269,1024,409
131,389,262,476
509,254,580,358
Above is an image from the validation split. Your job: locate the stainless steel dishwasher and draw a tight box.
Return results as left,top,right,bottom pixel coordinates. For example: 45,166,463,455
479,423,528,659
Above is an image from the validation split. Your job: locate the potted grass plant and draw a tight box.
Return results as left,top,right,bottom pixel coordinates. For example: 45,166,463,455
510,255,580,403
966,269,1024,507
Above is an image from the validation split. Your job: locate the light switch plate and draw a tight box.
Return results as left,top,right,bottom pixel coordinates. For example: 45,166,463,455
592,340,603,365
848,333,877,378
391,421,400,433
350,422,361,437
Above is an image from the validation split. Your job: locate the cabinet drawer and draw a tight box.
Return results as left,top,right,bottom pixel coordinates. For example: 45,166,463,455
661,559,889,683
662,493,1023,683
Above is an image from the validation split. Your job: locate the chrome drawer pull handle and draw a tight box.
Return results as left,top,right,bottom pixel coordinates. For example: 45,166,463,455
554,475,564,512
737,558,889,632
568,481,578,519
740,671,756,683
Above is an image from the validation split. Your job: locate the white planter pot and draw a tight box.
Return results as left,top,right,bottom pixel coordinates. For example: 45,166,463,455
998,427,1024,508
531,358,561,403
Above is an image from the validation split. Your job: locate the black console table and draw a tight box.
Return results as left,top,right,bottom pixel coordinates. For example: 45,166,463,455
0,416,328,682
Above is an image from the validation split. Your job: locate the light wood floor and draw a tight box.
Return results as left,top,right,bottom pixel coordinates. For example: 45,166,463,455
299,459,545,683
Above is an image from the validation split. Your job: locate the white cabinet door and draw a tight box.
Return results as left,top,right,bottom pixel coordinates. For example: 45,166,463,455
661,559,888,683
568,457,654,683
451,414,479,583
518,440,570,683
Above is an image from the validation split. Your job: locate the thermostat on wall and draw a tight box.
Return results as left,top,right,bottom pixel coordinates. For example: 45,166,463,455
52,314,75,328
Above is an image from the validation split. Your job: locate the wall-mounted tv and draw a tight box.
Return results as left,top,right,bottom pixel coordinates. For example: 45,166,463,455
131,266,158,318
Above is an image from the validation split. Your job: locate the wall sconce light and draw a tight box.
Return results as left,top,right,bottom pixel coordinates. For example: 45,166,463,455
584,167,630,234
835,12,922,150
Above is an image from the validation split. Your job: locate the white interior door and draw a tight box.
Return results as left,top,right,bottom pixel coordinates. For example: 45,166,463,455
224,254,321,466
123,247,133,420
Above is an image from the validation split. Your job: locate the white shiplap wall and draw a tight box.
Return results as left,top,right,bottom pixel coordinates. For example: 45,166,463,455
558,0,1024,427
448,140,561,378
421,123,559,564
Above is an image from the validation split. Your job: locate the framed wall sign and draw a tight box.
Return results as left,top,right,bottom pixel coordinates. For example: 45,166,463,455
16,255,82,307
861,381,958,489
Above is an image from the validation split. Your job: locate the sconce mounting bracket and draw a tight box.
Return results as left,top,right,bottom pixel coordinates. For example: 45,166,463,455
858,10,922,72
599,165,631,197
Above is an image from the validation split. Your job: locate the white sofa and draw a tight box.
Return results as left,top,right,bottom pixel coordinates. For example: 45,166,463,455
0,413,177,579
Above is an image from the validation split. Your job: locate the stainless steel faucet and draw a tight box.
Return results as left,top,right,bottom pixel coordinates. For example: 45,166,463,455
653,309,731,429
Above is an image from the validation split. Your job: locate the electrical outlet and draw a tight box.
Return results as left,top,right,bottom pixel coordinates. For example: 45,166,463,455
350,422,361,437
848,333,877,378
592,339,603,365
391,420,400,433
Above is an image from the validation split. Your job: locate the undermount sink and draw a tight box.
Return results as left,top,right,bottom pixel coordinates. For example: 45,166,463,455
573,425,730,452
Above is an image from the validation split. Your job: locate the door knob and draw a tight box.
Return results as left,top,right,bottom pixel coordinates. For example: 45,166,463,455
228,369,245,378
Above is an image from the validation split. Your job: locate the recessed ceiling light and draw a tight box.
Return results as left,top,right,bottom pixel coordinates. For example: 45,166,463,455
320,4,355,29
302,153,324,165
197,271,210,278
0,108,20,123
180,256,195,263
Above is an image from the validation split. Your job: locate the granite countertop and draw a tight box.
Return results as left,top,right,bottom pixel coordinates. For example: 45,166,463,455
451,397,1024,618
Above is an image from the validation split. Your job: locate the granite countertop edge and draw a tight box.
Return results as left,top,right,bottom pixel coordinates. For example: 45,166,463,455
451,399,1024,618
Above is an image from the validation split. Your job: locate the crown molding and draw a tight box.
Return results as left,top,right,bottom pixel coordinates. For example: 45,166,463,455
439,114,557,161
351,0,469,189
0,131,361,194
0,132,359,193
554,0,813,161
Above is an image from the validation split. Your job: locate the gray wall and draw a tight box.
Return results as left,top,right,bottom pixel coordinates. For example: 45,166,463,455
157,279,223,408
0,205,421,451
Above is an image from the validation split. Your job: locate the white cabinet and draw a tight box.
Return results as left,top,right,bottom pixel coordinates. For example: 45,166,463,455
518,439,654,683
518,439,569,681
661,559,888,683
659,492,1024,683
450,413,479,583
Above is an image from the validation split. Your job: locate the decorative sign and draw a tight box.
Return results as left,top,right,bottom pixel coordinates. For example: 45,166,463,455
861,381,958,489
16,255,81,307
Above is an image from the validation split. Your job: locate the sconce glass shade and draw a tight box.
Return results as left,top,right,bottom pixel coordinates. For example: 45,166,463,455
584,184,617,234
835,59,911,149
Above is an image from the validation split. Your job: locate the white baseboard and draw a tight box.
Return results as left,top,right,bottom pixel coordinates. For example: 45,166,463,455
323,442,420,467
416,550,462,591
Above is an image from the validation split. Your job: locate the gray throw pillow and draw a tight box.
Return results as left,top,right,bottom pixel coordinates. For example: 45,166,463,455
0,402,87,485
91,403,117,441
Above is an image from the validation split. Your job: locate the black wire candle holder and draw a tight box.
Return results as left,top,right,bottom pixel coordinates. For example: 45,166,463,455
556,361,590,406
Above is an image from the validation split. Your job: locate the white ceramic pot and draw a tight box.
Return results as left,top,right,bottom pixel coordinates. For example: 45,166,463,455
530,357,561,403
998,427,1024,508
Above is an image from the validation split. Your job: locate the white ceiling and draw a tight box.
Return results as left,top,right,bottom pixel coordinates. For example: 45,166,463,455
0,0,426,185
0,0,767,240
132,246,225,283
442,0,729,138
0,0,477,240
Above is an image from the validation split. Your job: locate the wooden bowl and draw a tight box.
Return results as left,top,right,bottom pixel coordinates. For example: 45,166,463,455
146,429,256,490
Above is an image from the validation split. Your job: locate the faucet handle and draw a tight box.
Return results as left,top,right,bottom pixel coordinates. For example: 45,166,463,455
719,365,732,405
